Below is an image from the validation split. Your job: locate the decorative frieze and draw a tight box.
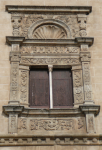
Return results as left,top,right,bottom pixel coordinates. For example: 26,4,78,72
20,46,80,54
18,117,86,133
1,135,102,146
20,57,80,65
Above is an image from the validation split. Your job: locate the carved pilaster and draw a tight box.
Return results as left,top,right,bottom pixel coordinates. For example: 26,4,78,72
80,50,93,104
72,65,84,107
11,14,22,36
19,66,29,107
77,14,87,37
9,51,21,105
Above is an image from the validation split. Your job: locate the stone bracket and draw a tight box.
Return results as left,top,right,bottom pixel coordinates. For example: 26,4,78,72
79,105,100,116
3,105,24,116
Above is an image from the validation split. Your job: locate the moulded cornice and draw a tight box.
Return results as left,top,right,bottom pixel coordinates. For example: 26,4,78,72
6,5,92,14
6,36,94,46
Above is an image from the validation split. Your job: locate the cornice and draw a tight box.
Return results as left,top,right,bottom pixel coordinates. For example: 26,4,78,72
0,134,102,146
6,5,92,14
6,37,94,46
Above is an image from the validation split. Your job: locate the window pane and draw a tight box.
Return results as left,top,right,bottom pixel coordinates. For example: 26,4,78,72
29,69,49,108
53,69,73,108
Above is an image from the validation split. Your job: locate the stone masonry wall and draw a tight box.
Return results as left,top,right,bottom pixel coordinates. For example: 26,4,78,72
0,0,102,150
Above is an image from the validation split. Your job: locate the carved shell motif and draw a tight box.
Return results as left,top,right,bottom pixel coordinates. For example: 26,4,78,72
33,25,67,39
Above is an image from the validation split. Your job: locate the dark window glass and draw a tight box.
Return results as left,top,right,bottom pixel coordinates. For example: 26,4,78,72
53,69,73,108
29,69,49,108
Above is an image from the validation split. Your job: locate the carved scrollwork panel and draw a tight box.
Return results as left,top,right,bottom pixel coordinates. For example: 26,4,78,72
72,69,84,104
82,62,92,101
20,57,80,65
20,46,80,54
19,67,29,105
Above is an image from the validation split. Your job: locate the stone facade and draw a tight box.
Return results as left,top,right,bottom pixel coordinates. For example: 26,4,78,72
0,0,102,150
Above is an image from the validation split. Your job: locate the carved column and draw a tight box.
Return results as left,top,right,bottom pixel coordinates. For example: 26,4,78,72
48,65,53,109
19,66,29,107
72,65,84,107
77,15,87,37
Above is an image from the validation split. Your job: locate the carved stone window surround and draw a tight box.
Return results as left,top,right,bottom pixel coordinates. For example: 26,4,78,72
2,5,100,141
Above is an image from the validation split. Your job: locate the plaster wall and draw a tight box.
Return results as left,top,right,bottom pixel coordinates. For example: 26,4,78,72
0,0,102,149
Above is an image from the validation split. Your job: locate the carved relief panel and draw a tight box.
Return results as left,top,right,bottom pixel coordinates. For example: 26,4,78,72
18,117,86,134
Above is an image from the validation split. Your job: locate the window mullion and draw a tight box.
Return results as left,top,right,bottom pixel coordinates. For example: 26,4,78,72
48,65,53,109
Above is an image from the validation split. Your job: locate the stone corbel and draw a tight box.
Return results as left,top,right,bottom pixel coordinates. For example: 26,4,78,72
77,14,87,37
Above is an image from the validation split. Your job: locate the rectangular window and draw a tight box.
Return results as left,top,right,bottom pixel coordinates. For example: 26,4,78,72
29,68,73,108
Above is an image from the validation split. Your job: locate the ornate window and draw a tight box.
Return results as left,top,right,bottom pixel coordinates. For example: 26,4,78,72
2,5,100,146
29,68,73,108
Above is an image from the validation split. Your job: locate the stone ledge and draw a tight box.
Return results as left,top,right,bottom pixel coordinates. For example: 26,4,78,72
6,6,92,14
0,134,102,146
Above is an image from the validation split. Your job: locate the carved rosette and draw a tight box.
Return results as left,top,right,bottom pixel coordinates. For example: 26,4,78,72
72,66,84,105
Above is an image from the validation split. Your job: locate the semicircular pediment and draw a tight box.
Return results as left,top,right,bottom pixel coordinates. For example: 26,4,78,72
28,19,71,39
